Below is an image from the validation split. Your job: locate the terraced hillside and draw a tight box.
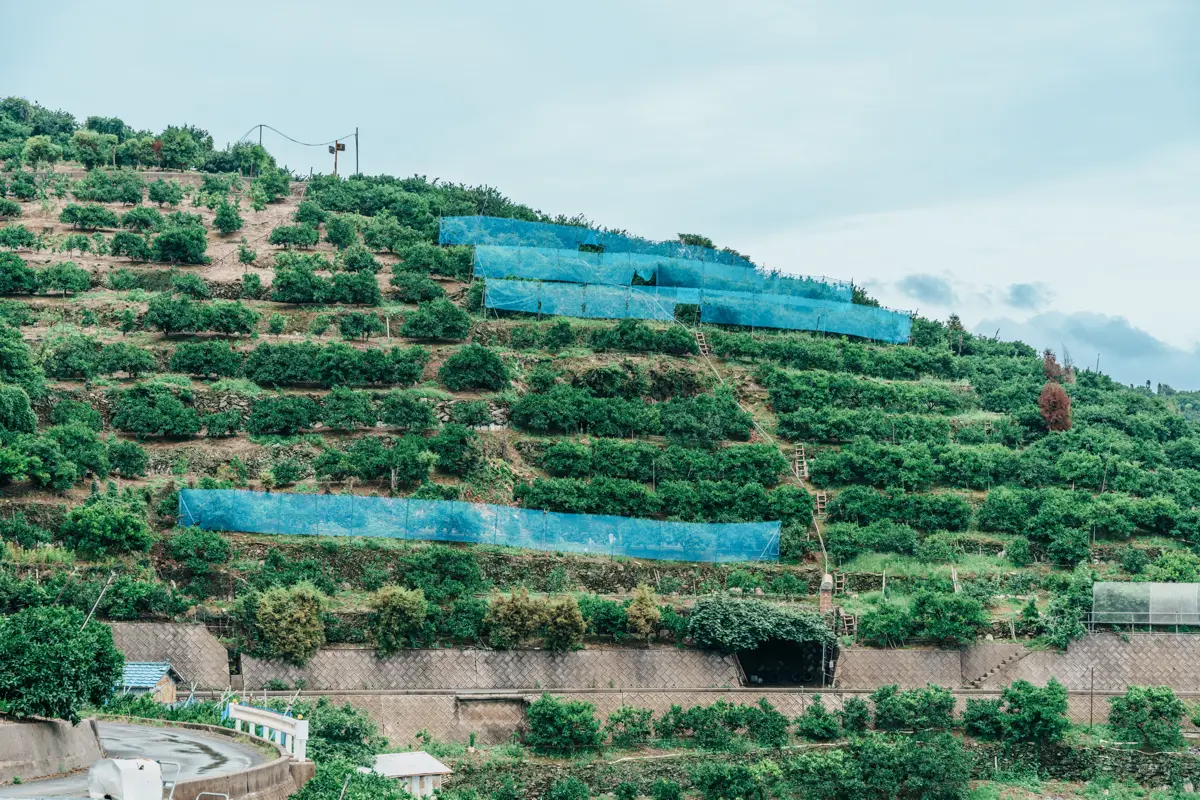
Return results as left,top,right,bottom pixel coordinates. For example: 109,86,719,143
0,98,1197,668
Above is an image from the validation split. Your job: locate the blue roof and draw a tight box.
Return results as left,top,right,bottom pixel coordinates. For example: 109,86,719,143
120,662,175,689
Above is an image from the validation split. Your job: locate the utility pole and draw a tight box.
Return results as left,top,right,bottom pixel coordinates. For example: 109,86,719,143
328,140,346,177
355,127,359,175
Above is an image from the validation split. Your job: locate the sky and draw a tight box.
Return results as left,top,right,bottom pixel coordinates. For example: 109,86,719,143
5,1,1200,387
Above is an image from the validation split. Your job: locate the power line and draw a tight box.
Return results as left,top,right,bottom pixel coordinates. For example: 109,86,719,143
237,124,356,148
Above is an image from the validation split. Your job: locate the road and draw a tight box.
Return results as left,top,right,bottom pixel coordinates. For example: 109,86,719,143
0,722,267,799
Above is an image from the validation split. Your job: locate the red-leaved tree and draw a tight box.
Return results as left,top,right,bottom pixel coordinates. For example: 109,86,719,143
1039,381,1072,431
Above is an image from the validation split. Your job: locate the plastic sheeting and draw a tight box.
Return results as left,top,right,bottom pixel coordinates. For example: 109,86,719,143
1091,581,1200,626
178,489,780,563
472,245,850,301
483,279,912,343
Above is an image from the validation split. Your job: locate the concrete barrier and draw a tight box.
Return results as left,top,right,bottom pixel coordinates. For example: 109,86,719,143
0,717,103,783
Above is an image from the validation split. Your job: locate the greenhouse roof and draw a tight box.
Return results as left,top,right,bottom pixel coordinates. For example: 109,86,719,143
1092,581,1200,626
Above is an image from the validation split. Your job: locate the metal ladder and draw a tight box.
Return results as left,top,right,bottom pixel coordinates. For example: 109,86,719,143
833,572,847,596
694,329,711,357
815,491,828,517
841,612,858,638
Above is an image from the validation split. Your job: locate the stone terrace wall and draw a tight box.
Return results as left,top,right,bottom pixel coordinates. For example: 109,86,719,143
242,647,740,692
108,623,230,690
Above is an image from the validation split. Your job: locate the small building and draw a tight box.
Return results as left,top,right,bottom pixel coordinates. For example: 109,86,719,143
361,752,452,797
118,662,182,704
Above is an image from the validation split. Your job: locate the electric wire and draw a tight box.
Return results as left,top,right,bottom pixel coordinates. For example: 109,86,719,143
236,124,356,148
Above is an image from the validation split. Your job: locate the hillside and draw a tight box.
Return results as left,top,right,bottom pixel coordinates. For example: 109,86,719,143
0,96,1198,664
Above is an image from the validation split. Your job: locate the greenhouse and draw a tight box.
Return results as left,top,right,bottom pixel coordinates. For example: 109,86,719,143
1091,581,1200,628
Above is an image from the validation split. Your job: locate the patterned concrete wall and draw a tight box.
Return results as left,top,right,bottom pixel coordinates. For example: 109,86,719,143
312,687,1169,745
835,647,962,689
242,647,740,691
984,633,1200,691
108,623,230,689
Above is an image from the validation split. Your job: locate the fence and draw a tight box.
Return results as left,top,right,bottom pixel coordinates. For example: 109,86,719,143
226,702,309,761
473,244,852,301
483,279,912,344
177,489,780,563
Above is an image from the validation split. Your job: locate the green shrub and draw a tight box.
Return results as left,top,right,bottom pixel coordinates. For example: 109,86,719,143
438,344,508,391
379,391,435,431
870,684,955,731
429,424,481,474
152,226,208,264
400,298,470,340
449,400,490,427
604,705,653,748
108,439,148,478
246,395,321,436
170,341,242,378
907,589,987,646
648,780,683,800
999,678,1069,748
0,606,124,723
166,527,232,575
51,399,101,432
794,694,841,740
962,698,1005,739
485,589,546,649
269,224,320,249
839,696,871,734
399,545,484,603
60,494,153,558
321,387,376,430
39,261,90,296
110,385,201,437
202,410,243,437
543,595,586,652
1107,685,1185,751
545,778,589,800
0,252,38,294
390,271,444,302
247,582,326,665
525,693,601,754
337,312,384,340
369,586,429,655
686,595,831,653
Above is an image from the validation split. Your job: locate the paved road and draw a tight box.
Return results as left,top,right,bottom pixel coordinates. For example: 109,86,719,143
0,722,267,799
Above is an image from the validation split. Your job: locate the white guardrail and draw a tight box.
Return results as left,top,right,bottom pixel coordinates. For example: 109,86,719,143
226,702,309,761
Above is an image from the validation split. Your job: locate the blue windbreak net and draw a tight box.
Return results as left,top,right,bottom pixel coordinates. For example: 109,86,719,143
484,280,700,323
483,279,912,343
701,290,913,344
472,245,850,301
441,216,756,268
178,489,780,563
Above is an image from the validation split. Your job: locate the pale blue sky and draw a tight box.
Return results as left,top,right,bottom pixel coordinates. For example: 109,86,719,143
5,1,1200,385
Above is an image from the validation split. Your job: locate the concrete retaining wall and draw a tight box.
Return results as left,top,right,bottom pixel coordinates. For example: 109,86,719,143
0,718,103,783
242,647,739,692
108,623,231,689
